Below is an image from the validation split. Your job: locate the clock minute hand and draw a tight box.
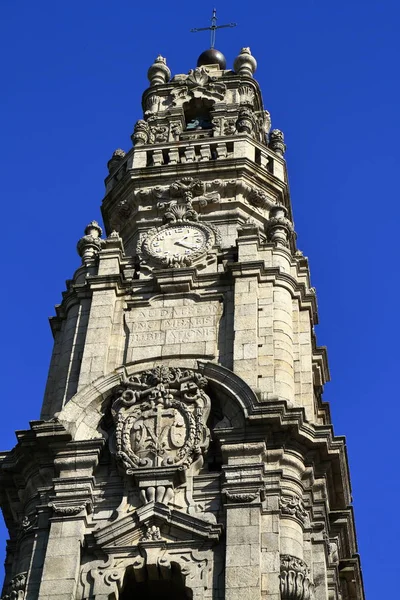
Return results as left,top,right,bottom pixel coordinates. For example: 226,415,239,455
175,240,195,250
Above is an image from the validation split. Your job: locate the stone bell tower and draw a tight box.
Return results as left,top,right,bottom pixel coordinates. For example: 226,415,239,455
0,45,365,600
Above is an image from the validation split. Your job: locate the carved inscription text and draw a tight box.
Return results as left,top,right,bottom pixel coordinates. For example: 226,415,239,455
125,301,222,360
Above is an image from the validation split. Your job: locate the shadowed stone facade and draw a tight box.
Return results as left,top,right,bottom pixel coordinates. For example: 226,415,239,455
0,46,365,600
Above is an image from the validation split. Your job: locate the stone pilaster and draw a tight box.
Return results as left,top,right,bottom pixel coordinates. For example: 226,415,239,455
37,441,102,600
222,443,265,600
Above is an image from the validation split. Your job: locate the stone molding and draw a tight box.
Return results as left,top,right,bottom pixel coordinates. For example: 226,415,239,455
279,555,315,600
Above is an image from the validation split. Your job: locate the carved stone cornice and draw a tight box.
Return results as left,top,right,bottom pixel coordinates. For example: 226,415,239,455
280,555,315,600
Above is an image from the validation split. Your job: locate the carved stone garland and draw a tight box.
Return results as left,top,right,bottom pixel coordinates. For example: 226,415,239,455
280,555,315,600
111,367,211,503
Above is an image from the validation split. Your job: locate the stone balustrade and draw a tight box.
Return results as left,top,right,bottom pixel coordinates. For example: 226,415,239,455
105,137,285,193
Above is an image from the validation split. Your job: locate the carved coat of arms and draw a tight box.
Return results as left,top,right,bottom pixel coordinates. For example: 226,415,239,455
111,367,211,474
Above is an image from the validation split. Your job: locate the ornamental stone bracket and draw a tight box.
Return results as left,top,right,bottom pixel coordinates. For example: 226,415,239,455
224,490,262,504
110,366,211,506
279,555,315,600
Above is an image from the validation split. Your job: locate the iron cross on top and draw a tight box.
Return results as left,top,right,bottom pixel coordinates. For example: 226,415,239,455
190,9,237,49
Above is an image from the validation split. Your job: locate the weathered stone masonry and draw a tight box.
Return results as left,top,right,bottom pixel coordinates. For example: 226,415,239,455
0,46,364,600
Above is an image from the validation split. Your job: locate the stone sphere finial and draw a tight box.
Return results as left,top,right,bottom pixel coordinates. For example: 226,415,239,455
84,220,102,238
233,47,257,77
147,55,171,86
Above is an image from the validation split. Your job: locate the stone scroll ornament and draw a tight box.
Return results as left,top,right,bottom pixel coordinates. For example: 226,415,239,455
279,555,315,600
111,367,211,474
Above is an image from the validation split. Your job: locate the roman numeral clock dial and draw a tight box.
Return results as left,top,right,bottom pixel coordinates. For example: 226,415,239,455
141,222,215,267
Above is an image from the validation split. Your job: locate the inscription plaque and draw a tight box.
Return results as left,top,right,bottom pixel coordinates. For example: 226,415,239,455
125,300,222,361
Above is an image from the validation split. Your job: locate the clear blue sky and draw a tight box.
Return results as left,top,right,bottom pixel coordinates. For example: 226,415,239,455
0,2,399,597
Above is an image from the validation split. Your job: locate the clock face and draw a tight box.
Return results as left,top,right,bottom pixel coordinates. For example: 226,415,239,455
148,225,207,262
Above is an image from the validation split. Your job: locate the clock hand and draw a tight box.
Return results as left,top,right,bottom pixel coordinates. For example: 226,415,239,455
175,241,196,250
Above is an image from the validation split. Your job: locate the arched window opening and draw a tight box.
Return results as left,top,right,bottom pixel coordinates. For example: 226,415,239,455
119,563,191,600
184,98,213,131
